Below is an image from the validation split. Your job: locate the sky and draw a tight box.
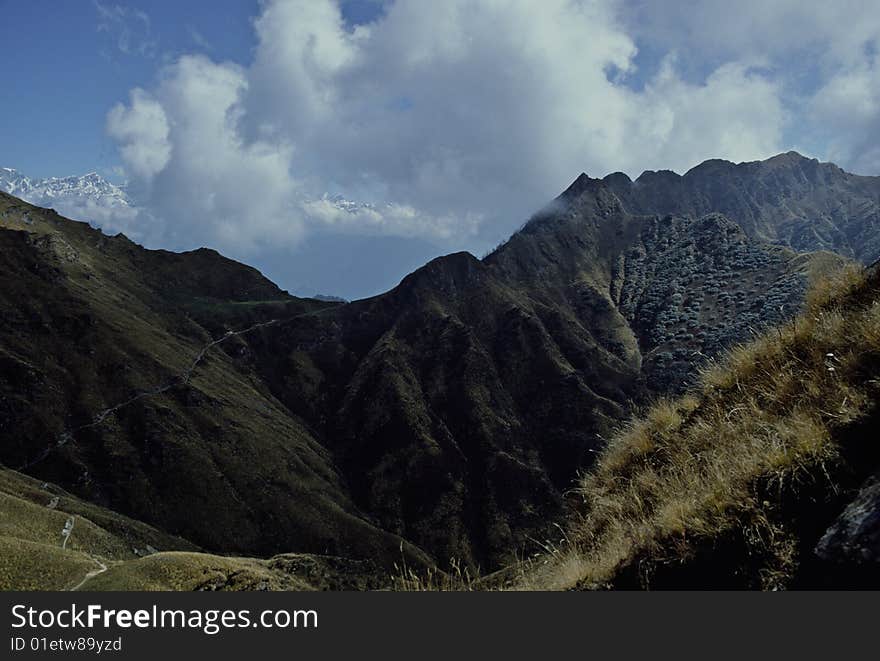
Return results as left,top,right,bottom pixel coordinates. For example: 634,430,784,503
2,0,880,299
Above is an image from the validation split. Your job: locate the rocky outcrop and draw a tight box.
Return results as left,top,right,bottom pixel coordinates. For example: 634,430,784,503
816,474,880,567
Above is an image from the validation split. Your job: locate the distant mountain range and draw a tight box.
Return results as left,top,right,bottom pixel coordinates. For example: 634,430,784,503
1,151,879,589
0,166,415,248
0,167,131,210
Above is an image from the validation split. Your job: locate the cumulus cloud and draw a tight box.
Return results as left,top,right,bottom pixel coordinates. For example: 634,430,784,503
121,55,302,251
106,0,800,265
810,52,880,174
630,59,785,172
626,0,880,67
106,88,171,181
626,0,880,174
301,196,483,239
56,198,145,241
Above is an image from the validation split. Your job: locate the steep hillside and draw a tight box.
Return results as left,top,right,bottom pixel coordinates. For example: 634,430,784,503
517,264,880,590
223,174,835,569
0,152,860,580
0,192,428,571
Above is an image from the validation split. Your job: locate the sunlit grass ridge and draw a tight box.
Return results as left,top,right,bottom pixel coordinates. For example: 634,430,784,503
523,263,880,589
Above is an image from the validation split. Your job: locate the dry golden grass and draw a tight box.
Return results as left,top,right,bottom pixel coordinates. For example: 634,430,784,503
391,555,478,591
521,263,880,590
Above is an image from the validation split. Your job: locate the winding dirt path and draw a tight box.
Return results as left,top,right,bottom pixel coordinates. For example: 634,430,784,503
69,555,108,591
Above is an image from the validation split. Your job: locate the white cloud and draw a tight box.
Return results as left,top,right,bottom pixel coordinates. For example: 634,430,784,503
134,55,302,251
811,54,880,175
301,196,483,239
106,88,171,181
630,59,785,173
56,198,145,242
626,0,880,175
625,0,880,67
106,0,798,261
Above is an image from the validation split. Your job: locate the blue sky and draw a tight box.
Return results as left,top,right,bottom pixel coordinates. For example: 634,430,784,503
1,2,244,177
1,1,381,179
2,1,879,299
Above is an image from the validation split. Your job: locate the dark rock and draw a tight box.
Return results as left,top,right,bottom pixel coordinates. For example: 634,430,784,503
816,473,880,565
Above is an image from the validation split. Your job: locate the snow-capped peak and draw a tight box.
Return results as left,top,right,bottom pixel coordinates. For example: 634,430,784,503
0,167,130,209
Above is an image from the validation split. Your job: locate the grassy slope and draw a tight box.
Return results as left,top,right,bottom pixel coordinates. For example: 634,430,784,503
515,263,880,589
0,468,197,590
0,468,391,591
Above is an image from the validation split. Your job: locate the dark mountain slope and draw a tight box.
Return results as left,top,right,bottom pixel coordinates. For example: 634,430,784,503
0,192,429,569
215,172,838,568
0,153,857,577
485,173,838,390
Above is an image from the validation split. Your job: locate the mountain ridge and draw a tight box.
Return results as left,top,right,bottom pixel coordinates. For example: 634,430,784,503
0,167,130,209
0,151,872,582
601,150,880,263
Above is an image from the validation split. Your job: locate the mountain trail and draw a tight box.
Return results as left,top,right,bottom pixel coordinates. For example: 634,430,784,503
69,555,108,591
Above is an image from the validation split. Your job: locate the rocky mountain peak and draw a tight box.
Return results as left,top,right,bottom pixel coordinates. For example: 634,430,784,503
558,172,598,198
